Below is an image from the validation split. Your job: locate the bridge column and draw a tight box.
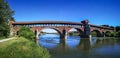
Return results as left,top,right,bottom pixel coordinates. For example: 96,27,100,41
9,20,15,36
35,29,39,40
103,32,105,38
60,28,67,40
81,20,90,38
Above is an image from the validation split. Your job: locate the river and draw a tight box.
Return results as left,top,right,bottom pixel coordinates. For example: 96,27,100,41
38,34,120,58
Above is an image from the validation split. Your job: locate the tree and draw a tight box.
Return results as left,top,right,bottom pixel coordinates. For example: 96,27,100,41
111,32,116,37
115,26,120,32
69,32,74,36
101,25,109,27
114,31,120,37
90,31,97,37
0,0,14,37
105,32,111,37
10,17,15,22
18,26,35,40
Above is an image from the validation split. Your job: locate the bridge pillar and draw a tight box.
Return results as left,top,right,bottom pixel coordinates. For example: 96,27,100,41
9,20,15,36
101,32,104,37
81,20,90,38
60,28,67,40
35,29,39,40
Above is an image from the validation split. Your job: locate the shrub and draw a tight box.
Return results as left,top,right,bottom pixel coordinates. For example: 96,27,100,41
18,26,35,40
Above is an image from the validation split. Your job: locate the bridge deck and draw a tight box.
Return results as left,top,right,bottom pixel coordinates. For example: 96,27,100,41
12,21,114,30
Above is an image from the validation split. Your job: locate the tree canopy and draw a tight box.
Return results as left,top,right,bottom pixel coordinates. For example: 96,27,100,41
0,0,14,37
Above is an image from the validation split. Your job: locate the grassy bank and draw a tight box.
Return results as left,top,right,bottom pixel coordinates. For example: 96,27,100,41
0,37,50,58
0,36,6,40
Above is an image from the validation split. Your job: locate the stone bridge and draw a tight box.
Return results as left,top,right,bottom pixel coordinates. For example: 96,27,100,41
9,20,114,39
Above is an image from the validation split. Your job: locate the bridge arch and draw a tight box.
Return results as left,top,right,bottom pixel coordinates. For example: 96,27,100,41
37,27,62,37
90,30,102,37
68,28,84,37
105,31,112,37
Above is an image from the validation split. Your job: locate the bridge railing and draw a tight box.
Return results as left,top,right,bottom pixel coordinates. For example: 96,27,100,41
12,23,84,28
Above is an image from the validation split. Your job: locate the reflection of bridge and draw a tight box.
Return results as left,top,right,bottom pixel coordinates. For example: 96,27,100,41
10,20,114,39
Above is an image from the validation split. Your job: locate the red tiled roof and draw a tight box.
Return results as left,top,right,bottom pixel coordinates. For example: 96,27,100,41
12,21,113,29
89,24,113,29
12,21,83,25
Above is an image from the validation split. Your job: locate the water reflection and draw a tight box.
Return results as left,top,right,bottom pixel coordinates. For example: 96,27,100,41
38,34,120,58
77,39,91,51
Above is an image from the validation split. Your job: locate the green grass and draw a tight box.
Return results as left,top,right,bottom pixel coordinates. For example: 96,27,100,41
0,36,6,40
0,37,50,58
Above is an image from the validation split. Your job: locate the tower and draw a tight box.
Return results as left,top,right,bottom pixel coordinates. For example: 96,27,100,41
81,20,90,38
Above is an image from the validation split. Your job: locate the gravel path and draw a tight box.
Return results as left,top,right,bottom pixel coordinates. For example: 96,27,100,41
0,37,14,43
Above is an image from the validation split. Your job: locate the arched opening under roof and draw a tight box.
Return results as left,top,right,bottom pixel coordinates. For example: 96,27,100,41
105,31,112,37
67,28,84,48
90,30,101,37
38,28,62,48
68,28,84,38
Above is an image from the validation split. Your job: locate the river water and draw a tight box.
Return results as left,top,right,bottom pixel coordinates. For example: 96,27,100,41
38,34,120,58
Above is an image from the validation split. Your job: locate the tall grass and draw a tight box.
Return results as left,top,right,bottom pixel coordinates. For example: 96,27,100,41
0,37,50,58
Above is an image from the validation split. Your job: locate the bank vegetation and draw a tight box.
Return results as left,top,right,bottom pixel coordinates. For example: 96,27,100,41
0,37,50,58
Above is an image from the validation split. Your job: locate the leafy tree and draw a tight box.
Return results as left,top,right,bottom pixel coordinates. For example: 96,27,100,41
110,26,114,28
18,26,35,40
115,31,120,37
69,32,74,36
90,31,97,37
0,0,14,37
101,25,109,27
115,26,120,32
105,32,111,37
101,25,114,28
10,17,15,22
111,32,116,37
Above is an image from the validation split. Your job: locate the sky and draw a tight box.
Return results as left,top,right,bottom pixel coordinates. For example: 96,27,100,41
7,0,120,26
41,28,76,33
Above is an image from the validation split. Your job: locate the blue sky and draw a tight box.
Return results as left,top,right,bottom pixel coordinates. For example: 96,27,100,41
41,28,77,33
7,0,120,26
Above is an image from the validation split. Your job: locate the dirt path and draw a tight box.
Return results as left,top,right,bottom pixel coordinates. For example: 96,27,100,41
0,37,14,42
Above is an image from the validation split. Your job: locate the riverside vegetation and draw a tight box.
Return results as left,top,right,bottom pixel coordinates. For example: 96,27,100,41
0,0,14,40
0,26,50,58
0,37,50,58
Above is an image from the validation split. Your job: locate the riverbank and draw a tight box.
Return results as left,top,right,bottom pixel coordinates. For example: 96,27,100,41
0,37,50,58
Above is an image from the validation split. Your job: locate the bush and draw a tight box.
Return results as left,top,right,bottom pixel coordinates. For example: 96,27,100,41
18,26,35,40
